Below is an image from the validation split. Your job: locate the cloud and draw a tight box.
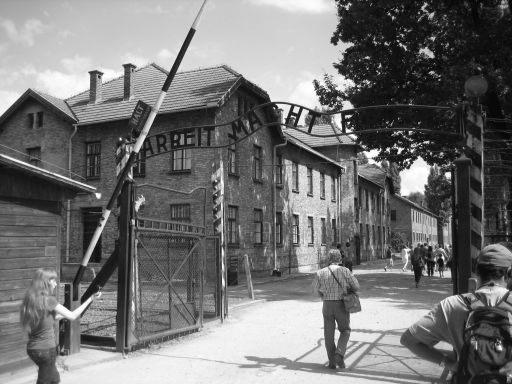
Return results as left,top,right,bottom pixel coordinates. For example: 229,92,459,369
156,48,176,64
120,53,150,68
288,72,320,109
0,18,48,46
0,90,20,115
61,55,92,73
400,158,430,196
246,0,334,13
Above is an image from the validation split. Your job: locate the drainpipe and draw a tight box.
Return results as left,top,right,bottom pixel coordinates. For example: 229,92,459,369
66,124,78,263
272,138,287,275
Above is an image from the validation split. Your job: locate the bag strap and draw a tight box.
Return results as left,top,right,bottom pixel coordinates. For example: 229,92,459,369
328,266,342,288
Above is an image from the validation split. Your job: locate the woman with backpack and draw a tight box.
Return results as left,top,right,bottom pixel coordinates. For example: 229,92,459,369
400,243,512,384
20,269,102,384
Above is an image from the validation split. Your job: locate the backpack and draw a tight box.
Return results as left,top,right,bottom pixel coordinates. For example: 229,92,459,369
455,291,512,384
411,250,424,268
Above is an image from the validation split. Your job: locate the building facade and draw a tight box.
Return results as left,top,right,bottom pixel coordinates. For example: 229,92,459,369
0,63,358,281
389,194,439,246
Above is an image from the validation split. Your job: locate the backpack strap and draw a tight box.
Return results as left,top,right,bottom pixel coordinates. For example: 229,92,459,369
459,293,481,311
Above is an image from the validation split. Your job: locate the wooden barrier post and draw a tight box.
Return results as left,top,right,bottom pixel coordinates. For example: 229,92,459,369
61,283,80,354
243,254,254,300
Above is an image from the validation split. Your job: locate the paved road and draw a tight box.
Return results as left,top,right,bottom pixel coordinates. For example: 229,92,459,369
7,261,455,384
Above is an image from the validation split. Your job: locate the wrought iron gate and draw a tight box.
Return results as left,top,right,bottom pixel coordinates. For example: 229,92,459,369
128,218,220,346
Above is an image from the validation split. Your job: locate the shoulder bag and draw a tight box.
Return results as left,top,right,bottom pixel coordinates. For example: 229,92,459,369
328,266,361,313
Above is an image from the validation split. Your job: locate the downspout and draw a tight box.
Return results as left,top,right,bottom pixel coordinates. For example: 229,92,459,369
66,124,78,263
272,138,287,275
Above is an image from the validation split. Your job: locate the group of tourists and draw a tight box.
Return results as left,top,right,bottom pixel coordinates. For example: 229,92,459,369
313,239,512,383
400,243,451,287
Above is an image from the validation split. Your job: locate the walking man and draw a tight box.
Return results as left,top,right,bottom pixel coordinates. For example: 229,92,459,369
401,244,411,272
313,251,360,370
384,245,393,271
400,243,512,382
411,243,425,288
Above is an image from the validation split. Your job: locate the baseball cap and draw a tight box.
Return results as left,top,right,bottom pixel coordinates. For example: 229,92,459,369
477,244,512,268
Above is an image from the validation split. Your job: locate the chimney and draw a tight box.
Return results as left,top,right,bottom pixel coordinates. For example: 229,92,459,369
89,70,103,104
123,63,136,100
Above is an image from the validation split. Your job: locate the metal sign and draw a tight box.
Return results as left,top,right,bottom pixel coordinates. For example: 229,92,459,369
128,100,152,139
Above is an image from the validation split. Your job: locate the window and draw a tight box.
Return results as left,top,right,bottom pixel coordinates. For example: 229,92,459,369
254,209,263,244
307,167,313,196
292,214,300,245
238,95,248,116
365,189,369,211
332,218,337,245
170,204,190,222
308,216,314,244
253,145,262,181
227,205,239,245
28,111,44,129
292,162,299,192
83,207,102,263
27,147,41,167
320,173,325,199
331,176,336,201
275,155,283,185
321,218,326,245
171,133,192,171
86,142,101,179
133,150,146,177
276,212,283,246
371,193,375,213
391,210,396,221
228,139,238,175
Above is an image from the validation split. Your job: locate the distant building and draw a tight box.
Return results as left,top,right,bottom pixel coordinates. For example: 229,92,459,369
389,195,439,246
357,164,394,262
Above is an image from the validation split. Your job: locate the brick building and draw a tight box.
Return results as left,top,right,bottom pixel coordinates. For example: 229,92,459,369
0,63,359,279
389,194,439,246
357,164,394,262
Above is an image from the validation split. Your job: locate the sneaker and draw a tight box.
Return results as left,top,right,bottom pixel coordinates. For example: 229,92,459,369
384,266,387,271
335,354,345,369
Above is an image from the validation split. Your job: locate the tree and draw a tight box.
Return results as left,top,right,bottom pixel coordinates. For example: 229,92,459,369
381,160,401,195
390,231,407,251
407,192,425,206
314,1,512,170
424,166,452,226
357,152,369,165
303,107,334,127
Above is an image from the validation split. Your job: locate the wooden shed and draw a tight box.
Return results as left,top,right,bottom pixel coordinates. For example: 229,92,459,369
0,154,95,373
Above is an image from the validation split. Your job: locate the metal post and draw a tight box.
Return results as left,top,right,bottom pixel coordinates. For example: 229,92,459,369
116,180,133,353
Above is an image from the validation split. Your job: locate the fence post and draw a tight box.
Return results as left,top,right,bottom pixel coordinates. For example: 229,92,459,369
243,254,254,300
61,283,80,354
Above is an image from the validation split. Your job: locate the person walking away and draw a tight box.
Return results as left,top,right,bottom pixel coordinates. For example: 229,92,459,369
401,244,411,272
343,242,353,272
384,246,393,271
433,245,447,278
312,251,360,370
400,243,512,383
426,245,435,277
411,243,425,288
328,244,342,268
20,268,102,384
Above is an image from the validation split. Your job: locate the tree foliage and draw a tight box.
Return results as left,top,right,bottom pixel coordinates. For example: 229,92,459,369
407,192,425,206
381,160,401,195
390,231,408,251
424,166,452,226
303,107,334,126
314,1,512,170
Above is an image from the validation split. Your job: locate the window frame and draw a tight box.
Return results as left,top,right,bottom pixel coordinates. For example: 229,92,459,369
170,132,193,172
253,208,263,244
292,214,300,245
275,154,283,186
228,138,238,176
292,162,299,192
321,218,326,245
253,145,262,182
276,211,283,246
27,147,41,167
307,216,314,245
320,172,325,200
307,167,313,196
85,141,101,179
331,175,336,202
227,205,239,245
169,203,191,222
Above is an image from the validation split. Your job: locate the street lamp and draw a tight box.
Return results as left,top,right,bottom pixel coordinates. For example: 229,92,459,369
464,75,488,99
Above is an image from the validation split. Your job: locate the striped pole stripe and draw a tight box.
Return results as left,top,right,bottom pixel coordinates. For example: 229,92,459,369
464,105,484,265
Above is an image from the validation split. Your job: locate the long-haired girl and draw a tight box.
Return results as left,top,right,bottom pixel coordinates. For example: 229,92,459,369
20,268,101,384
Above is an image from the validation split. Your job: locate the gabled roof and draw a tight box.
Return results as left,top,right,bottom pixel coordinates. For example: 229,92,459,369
358,163,395,193
66,64,270,125
0,154,95,193
391,194,438,217
0,89,77,127
283,131,345,170
283,124,358,147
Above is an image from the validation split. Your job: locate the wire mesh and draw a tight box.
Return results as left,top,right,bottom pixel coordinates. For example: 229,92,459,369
132,230,202,339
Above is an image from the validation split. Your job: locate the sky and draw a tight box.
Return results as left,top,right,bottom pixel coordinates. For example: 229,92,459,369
0,0,429,195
